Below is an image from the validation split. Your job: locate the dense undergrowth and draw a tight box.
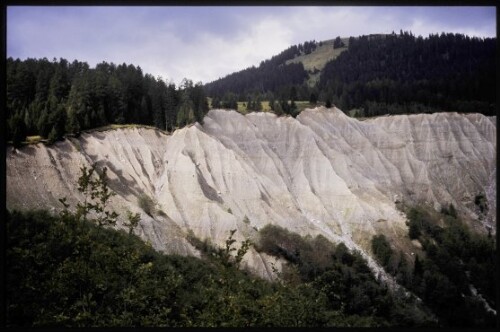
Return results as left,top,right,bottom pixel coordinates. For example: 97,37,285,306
7,208,439,327
372,205,497,327
5,165,495,327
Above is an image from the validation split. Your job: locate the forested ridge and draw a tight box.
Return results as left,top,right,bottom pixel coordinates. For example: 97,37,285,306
205,31,495,116
6,31,495,148
6,58,209,147
204,40,316,98
319,32,496,116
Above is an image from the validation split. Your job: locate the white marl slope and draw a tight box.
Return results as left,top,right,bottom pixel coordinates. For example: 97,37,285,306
7,107,496,281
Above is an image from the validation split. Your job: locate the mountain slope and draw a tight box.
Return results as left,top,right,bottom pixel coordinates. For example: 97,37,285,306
205,32,496,117
7,108,496,280
319,33,496,115
285,37,349,86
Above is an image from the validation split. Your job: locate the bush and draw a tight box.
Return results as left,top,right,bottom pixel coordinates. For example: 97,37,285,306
6,209,184,327
47,127,59,145
138,194,156,217
9,112,26,148
371,235,393,267
409,222,421,239
441,203,457,219
474,193,488,213
7,208,438,327
392,205,497,327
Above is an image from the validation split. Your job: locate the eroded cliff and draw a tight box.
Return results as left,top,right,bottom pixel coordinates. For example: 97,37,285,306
7,107,496,281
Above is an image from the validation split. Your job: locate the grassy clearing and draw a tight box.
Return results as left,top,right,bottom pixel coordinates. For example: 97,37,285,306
9,135,47,147
235,101,320,115
285,38,349,87
25,135,44,145
236,101,273,114
295,101,317,112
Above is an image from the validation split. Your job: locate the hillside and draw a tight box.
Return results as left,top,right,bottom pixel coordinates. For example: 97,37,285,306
319,32,496,116
7,32,495,150
204,32,496,117
7,108,496,281
285,37,349,87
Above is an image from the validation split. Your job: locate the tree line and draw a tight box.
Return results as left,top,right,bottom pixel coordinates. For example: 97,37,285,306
6,57,209,147
319,31,496,116
204,40,321,101
6,31,496,147
205,31,496,118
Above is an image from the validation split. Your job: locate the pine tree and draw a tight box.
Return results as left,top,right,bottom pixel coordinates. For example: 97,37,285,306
309,93,317,105
255,95,263,111
176,91,194,127
290,86,297,102
274,101,283,116
66,108,80,135
9,112,27,148
49,63,69,101
212,96,221,109
37,108,52,138
140,96,149,125
47,127,59,145
191,83,208,124
165,82,178,132
290,100,298,117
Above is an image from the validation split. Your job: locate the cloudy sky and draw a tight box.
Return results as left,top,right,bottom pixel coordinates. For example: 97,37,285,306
7,6,496,85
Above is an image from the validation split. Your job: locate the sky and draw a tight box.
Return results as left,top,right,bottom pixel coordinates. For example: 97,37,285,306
7,6,496,85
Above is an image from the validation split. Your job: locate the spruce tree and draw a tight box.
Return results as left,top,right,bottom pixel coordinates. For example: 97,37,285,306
9,112,27,148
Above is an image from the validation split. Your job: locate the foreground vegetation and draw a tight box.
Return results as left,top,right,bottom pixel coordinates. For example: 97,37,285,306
7,166,430,327
372,205,497,327
6,165,495,327
7,208,438,327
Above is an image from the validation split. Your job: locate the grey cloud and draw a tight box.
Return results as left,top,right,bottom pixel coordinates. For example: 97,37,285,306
7,6,495,84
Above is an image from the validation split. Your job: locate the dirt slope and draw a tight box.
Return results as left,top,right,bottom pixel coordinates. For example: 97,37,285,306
7,107,496,281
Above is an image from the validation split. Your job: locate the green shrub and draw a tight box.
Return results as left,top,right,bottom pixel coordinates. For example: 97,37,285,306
474,193,488,213
390,205,497,327
138,194,156,217
371,235,393,267
441,203,457,219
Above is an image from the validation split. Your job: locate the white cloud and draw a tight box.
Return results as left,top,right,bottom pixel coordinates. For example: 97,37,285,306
7,6,496,85
155,17,294,84
408,18,495,38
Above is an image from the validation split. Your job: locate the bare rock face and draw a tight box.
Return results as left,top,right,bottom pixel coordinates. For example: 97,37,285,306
6,108,496,281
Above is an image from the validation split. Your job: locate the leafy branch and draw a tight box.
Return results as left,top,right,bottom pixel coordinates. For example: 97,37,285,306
59,163,139,234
